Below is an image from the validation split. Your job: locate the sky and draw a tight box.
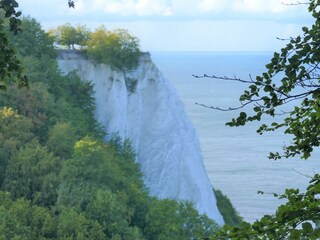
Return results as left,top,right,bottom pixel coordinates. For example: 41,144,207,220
17,0,314,52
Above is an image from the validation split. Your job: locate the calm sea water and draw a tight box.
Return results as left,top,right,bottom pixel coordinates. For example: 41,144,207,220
151,52,320,223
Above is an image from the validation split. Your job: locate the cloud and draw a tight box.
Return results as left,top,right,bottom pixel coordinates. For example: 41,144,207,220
102,19,307,52
198,0,226,12
135,0,172,16
98,0,228,17
17,0,314,52
88,0,172,16
232,0,296,14
18,0,312,23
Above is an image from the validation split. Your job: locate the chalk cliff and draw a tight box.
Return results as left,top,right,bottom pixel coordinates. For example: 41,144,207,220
57,50,224,225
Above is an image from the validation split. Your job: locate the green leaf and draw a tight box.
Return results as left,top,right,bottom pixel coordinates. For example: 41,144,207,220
253,106,261,112
302,222,313,233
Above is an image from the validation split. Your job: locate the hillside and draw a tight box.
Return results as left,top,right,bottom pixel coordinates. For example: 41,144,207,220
0,16,225,239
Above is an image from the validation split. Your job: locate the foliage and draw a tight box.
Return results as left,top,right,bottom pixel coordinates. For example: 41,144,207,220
57,71,96,114
0,83,52,141
10,16,55,58
213,175,320,239
0,107,34,187
58,137,145,208
87,26,141,72
206,0,320,239
0,0,28,89
0,192,57,239
75,24,91,48
45,71,102,138
50,23,90,49
3,141,62,207
0,19,102,140
200,0,320,161
50,23,141,72
57,207,105,239
47,122,78,159
177,201,220,239
213,189,243,226
145,198,219,240
57,137,148,239
50,23,77,49
0,14,223,239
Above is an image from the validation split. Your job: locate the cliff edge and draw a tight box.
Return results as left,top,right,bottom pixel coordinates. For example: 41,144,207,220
57,50,224,225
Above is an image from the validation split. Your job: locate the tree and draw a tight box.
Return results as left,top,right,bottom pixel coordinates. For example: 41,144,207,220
0,0,73,90
213,175,320,239
57,208,105,239
0,83,53,142
86,189,144,239
198,1,320,161
3,141,62,207
75,24,91,48
2,16,103,141
51,23,78,49
0,0,28,89
0,192,57,239
213,189,243,226
47,122,78,159
50,23,91,49
145,198,219,240
87,27,141,72
10,17,55,58
57,137,138,208
57,137,148,238
202,0,320,238
0,107,34,187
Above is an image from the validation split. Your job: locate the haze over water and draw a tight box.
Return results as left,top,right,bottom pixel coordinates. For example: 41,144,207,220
151,51,320,222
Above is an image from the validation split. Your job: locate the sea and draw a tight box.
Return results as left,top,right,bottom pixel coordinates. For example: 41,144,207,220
150,51,320,223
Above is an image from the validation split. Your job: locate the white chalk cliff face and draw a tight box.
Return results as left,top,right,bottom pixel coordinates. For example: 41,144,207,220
57,51,224,225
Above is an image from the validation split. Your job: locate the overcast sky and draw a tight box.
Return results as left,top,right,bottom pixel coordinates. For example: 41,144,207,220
17,0,313,52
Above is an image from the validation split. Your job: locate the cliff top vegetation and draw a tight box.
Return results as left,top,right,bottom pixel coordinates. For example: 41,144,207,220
49,23,141,72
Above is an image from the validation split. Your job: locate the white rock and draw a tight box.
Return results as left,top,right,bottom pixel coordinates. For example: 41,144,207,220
57,50,224,225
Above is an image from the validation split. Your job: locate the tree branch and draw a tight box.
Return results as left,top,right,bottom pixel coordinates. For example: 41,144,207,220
192,74,254,84
281,1,309,6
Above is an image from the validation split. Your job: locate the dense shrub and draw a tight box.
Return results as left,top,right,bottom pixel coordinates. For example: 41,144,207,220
87,27,141,72
214,189,243,226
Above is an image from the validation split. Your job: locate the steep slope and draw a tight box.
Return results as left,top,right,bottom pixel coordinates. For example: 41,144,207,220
57,50,224,225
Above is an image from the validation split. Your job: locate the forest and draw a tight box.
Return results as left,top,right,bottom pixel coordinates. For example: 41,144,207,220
0,15,243,239
6,0,320,239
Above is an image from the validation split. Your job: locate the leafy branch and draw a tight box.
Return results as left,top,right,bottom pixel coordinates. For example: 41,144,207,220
213,174,320,239
207,1,320,238
197,0,320,160
0,0,27,89
281,1,310,6
0,0,75,90
68,0,75,8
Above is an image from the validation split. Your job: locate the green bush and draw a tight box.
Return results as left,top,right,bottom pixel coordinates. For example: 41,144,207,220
214,189,243,226
49,23,90,49
87,27,141,72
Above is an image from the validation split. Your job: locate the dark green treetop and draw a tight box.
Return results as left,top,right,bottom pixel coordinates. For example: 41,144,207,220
10,16,55,58
0,0,72,90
